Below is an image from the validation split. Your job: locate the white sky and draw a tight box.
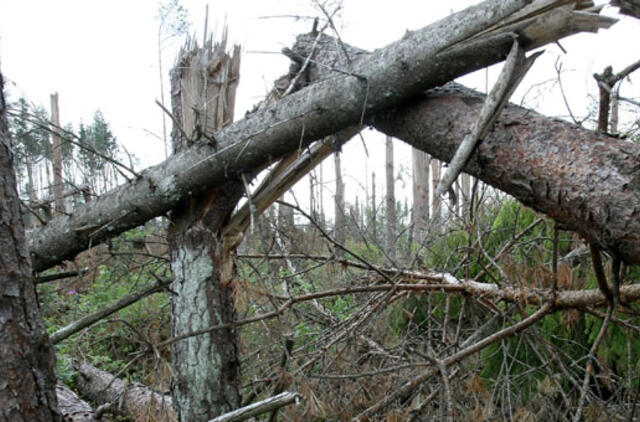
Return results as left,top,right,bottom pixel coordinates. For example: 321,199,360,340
1,1,639,218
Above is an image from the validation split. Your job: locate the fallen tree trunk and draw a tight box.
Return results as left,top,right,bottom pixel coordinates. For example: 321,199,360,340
371,84,640,264
74,361,176,421
287,8,638,264
28,0,609,272
56,383,95,422
74,361,300,422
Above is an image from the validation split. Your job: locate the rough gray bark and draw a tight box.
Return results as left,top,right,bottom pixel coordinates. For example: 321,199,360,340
286,8,636,265
74,361,175,421
412,149,430,242
385,136,396,260
0,68,61,421
334,151,346,256
56,384,95,422
28,0,549,272
167,37,242,421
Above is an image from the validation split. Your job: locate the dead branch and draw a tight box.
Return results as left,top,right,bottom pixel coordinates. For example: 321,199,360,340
436,39,533,197
353,303,552,420
209,391,301,422
51,280,169,344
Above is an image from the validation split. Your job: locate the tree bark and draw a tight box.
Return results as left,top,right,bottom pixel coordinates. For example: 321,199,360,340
55,383,95,422
370,82,640,263
411,149,430,243
167,38,242,421
74,361,175,421
385,136,396,260
286,12,637,264
334,151,345,256
431,159,442,222
0,68,61,420
50,93,65,215
28,0,557,272
26,2,620,271
371,172,377,244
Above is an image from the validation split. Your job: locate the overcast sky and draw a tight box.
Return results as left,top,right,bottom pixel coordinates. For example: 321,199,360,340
1,1,639,216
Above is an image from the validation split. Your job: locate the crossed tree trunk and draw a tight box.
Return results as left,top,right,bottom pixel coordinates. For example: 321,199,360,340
3,0,639,419
167,37,243,421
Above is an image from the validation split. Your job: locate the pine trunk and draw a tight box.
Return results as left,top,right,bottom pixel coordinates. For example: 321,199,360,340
168,38,242,421
385,136,396,260
431,159,442,222
50,93,65,215
411,149,430,243
0,68,61,421
460,173,471,218
371,172,377,244
334,152,345,256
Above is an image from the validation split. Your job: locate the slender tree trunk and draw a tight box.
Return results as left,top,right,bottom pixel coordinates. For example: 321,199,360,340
278,200,295,239
319,162,325,228
50,93,65,215
431,159,442,222
371,172,378,244
412,149,430,244
460,173,471,218
25,161,37,227
385,136,396,260
309,170,316,221
158,28,169,159
168,38,242,421
610,86,619,135
334,151,345,256
45,155,52,199
0,68,61,421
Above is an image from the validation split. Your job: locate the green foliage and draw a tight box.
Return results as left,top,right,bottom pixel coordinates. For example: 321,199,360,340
424,228,469,272
42,226,170,384
9,98,51,180
77,110,117,174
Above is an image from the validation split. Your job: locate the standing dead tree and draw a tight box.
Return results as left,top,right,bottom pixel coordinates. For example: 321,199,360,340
167,32,243,420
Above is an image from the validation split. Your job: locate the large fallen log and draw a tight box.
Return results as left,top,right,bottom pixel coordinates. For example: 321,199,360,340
56,383,95,422
372,84,640,265
286,6,638,265
74,361,176,421
74,361,300,422
28,0,615,272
